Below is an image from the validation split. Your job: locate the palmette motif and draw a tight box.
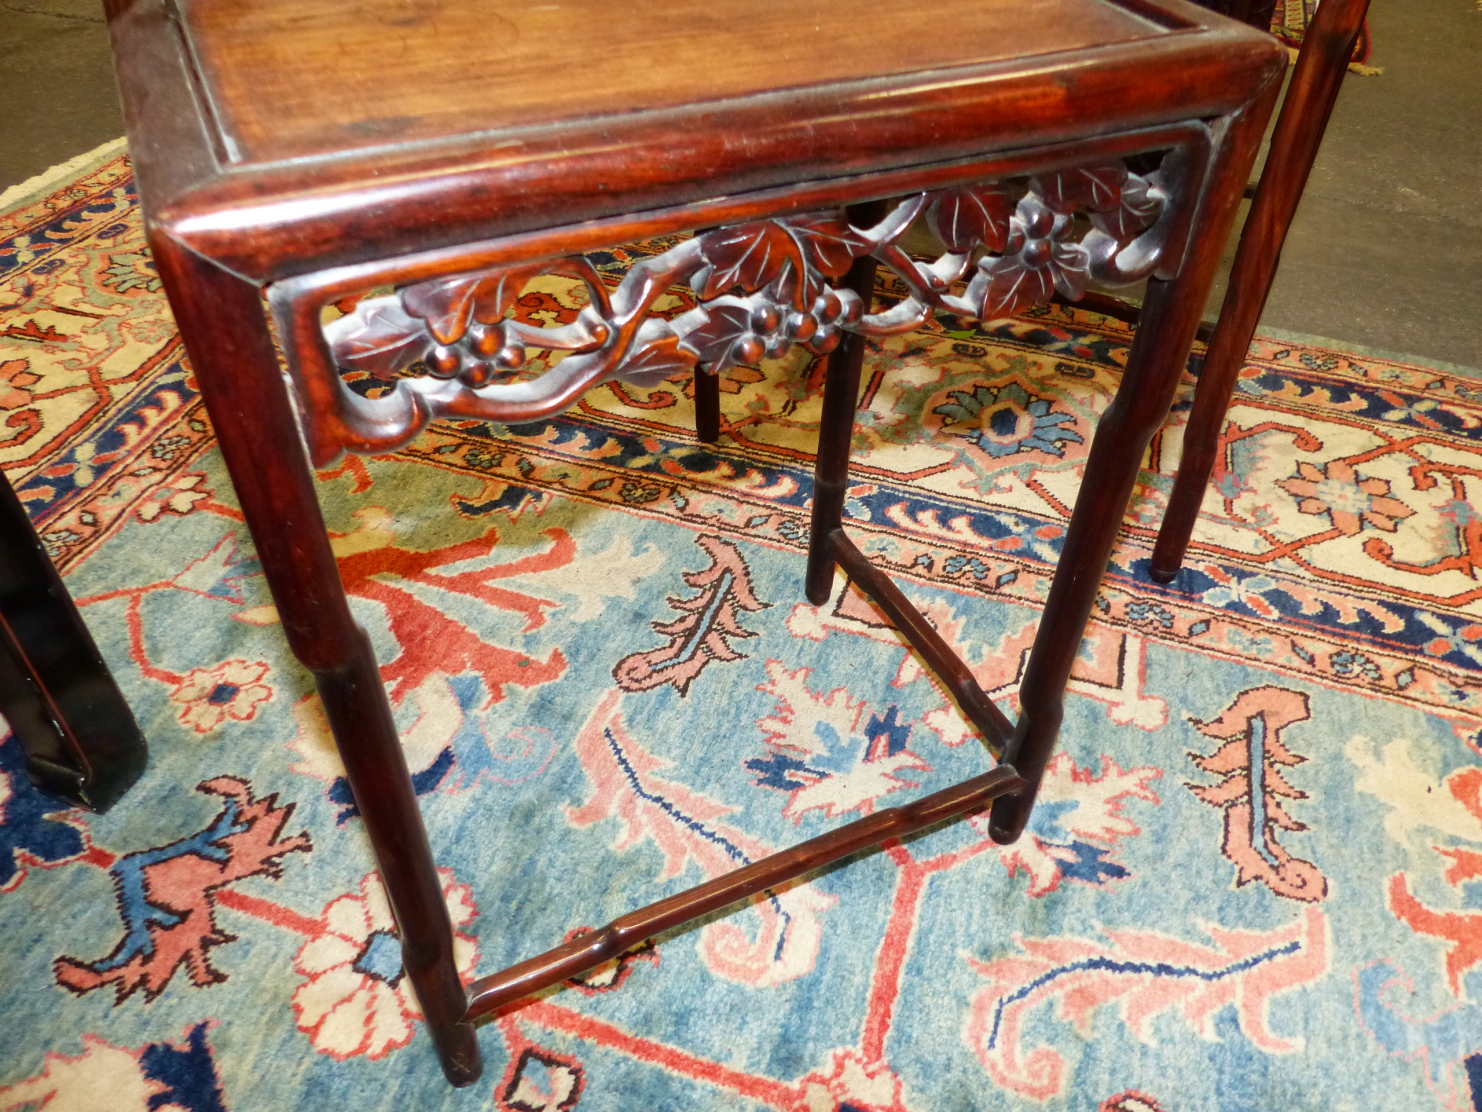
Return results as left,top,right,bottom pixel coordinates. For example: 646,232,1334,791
321,160,1174,451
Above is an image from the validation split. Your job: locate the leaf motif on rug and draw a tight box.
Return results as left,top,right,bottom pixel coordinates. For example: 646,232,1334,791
564,690,835,988
962,906,1330,1100
1186,686,1327,902
987,752,1162,897
612,533,769,695
746,660,931,822
53,777,311,1003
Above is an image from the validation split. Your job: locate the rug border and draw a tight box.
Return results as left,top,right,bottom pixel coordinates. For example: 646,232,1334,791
0,137,130,217
1255,324,1482,380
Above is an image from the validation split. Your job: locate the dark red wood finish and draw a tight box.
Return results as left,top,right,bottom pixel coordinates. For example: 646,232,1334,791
104,0,1285,1086
464,764,1026,1020
1151,0,1373,580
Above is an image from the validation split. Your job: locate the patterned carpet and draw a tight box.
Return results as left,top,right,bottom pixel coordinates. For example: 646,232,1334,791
1271,0,1378,74
2,143,1479,1112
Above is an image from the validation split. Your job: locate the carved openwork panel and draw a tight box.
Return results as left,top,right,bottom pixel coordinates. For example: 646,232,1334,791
294,153,1188,464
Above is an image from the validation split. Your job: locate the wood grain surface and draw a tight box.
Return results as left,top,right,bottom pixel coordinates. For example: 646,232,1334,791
179,0,1170,163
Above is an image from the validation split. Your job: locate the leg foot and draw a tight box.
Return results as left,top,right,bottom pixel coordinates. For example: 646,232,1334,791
1147,563,1178,585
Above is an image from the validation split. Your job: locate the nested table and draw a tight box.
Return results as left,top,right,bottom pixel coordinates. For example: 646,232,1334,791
106,0,1284,1086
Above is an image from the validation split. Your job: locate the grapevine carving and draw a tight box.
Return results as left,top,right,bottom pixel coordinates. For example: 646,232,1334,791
313,158,1178,461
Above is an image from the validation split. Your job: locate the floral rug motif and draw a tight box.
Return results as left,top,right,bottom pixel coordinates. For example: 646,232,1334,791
1,144,1480,1112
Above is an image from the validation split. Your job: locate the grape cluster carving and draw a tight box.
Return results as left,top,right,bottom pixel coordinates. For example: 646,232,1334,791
316,158,1175,456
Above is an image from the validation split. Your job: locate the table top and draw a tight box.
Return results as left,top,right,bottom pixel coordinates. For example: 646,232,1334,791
181,0,1166,166
105,0,1284,280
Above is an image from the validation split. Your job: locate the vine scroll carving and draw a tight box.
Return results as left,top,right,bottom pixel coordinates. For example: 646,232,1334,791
307,157,1181,462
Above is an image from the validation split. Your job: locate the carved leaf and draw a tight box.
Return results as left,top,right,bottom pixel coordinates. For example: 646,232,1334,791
696,222,797,299
615,329,699,386
1090,173,1165,243
676,300,760,369
1050,242,1090,300
400,276,482,346
470,264,545,324
778,214,872,277
399,264,543,344
975,255,1057,319
1034,163,1129,214
328,298,434,376
928,185,1014,253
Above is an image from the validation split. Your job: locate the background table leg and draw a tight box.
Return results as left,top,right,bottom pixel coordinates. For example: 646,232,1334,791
694,368,721,443
806,255,879,606
0,469,147,813
1151,0,1373,582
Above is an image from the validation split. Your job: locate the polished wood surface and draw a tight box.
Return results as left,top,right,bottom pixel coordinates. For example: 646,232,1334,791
1152,0,1373,580
181,0,1170,164
108,0,1278,279
0,472,147,812
106,0,1284,1085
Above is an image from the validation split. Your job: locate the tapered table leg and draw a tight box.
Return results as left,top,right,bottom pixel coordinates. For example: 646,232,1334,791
149,238,483,1088
1150,0,1372,582
990,83,1282,843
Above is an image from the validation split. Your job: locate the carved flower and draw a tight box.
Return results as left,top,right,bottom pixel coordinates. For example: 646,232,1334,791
972,193,1089,318
292,869,478,1061
1278,460,1415,535
168,659,274,734
933,382,1083,459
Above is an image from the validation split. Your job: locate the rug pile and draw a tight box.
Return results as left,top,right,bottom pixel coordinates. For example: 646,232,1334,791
1,143,1478,1112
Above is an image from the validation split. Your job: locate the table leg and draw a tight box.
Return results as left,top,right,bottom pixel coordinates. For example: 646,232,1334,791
806,256,879,605
1150,0,1372,582
0,469,147,812
989,87,1282,844
149,239,483,1087
694,368,721,443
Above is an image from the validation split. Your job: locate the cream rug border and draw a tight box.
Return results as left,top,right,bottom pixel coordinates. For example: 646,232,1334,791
0,136,129,216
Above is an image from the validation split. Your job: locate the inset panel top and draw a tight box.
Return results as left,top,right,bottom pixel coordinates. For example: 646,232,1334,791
175,0,1174,165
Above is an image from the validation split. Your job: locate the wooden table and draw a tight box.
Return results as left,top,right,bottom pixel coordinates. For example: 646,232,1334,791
105,0,1284,1085
0,469,146,813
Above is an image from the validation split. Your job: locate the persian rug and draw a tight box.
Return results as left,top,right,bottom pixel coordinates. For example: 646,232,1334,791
2,142,1480,1112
